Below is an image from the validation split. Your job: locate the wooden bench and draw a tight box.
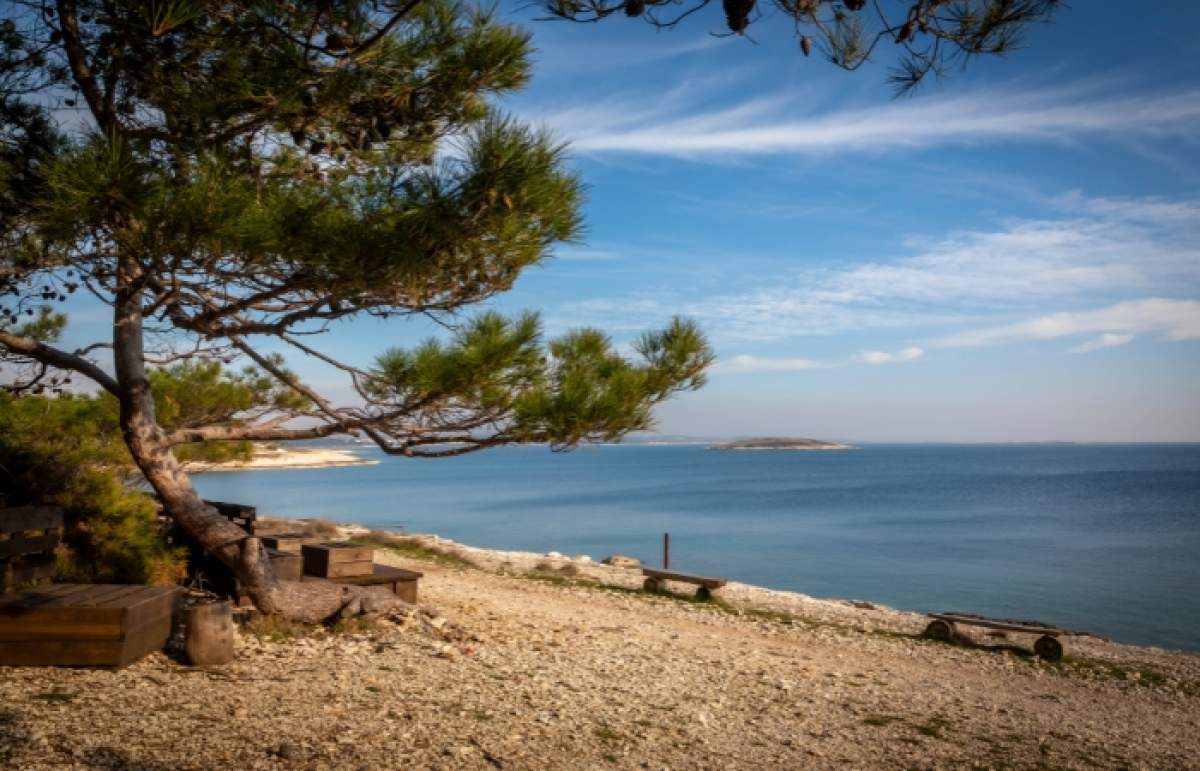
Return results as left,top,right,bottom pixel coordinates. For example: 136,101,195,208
923,612,1066,661
303,564,423,603
0,584,179,668
642,567,727,600
204,500,257,535
1,506,64,594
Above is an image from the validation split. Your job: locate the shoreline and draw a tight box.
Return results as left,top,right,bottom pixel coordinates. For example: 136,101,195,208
265,516,1193,656
191,445,379,472
4,519,1196,769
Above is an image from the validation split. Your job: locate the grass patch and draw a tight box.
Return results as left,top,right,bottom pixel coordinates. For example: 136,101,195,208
862,714,903,727
32,690,75,703
240,613,319,642
353,532,476,570
1049,655,1193,693
330,615,387,637
594,726,623,742
913,717,951,739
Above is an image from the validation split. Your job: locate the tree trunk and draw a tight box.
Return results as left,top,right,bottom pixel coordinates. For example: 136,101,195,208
110,253,283,612
107,257,407,622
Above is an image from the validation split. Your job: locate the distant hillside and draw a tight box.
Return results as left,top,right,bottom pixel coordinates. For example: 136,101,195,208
710,437,855,451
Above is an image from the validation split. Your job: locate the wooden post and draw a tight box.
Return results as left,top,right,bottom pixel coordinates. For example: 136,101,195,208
184,601,236,666
663,532,670,570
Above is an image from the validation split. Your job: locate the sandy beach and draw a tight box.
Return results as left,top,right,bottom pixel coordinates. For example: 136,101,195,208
3,522,1197,770
192,445,379,472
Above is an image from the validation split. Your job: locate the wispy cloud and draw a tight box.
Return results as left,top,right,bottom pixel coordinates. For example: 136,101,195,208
1071,333,1135,354
541,81,1200,158
936,299,1200,349
552,193,1200,344
716,354,825,373
857,347,925,364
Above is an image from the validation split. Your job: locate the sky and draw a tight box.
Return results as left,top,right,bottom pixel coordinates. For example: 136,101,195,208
56,2,1200,442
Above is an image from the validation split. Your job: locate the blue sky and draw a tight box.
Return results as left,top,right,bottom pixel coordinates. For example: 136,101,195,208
59,3,1200,441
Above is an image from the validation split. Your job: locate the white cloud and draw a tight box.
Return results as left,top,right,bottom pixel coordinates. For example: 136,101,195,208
1071,333,1135,354
543,82,1200,158
936,299,1200,349
717,354,824,373
858,347,925,364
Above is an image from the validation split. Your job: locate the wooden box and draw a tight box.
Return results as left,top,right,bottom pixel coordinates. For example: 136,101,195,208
304,565,422,603
260,533,321,554
1,506,64,594
301,543,374,578
266,549,303,582
0,584,179,668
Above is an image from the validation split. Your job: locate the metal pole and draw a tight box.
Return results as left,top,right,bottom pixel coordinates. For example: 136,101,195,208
663,532,670,570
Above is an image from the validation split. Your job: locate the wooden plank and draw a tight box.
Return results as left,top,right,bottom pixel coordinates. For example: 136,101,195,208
321,560,374,578
261,534,320,554
0,559,55,590
0,585,177,641
927,613,1061,637
641,567,727,589
308,564,423,585
117,607,174,668
0,532,60,558
305,565,421,602
0,638,128,667
0,507,64,534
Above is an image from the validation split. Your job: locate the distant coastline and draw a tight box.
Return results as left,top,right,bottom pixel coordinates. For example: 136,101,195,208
192,444,379,472
710,437,855,451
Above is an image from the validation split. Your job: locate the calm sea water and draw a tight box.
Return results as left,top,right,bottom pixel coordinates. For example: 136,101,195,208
191,444,1200,651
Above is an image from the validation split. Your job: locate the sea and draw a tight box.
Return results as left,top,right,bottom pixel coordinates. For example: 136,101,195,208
190,443,1200,651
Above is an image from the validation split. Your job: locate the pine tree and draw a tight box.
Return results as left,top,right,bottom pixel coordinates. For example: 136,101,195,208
0,0,713,619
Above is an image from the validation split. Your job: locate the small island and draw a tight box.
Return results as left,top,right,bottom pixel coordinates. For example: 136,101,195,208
710,437,855,451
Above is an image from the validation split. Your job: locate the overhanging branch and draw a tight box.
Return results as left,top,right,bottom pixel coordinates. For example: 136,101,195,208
0,330,120,395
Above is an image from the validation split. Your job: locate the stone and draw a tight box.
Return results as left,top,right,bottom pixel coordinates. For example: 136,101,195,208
602,554,641,569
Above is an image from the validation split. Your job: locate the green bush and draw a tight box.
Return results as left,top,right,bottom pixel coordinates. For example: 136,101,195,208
0,392,187,585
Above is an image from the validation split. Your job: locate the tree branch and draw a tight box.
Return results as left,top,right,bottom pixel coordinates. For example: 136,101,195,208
0,330,120,395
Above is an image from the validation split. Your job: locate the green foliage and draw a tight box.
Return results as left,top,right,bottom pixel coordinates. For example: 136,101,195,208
372,312,712,451
1,0,712,476
0,392,185,584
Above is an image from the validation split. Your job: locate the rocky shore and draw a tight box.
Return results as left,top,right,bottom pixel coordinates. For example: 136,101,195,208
2,525,1198,770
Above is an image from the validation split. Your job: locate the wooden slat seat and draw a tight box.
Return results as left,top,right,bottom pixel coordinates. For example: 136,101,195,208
641,567,727,590
0,584,179,668
1,506,64,594
923,612,1068,661
303,564,423,603
926,612,1061,637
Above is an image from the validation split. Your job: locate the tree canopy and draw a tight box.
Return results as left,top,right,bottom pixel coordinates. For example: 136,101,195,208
0,0,713,614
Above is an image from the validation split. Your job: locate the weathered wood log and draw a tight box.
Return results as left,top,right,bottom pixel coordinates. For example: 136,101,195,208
1034,634,1065,661
184,601,236,666
923,618,956,642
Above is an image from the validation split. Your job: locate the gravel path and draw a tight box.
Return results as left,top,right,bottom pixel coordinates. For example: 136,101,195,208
2,533,1198,770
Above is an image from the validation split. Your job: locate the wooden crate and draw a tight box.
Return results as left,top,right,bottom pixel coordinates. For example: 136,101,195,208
303,565,422,603
260,533,321,554
1,506,64,594
301,543,374,578
267,549,303,581
0,584,179,668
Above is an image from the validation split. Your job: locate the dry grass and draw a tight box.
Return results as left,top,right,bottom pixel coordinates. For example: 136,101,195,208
353,531,477,569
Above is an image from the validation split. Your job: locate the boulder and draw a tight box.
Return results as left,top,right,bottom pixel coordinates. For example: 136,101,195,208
602,554,641,569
